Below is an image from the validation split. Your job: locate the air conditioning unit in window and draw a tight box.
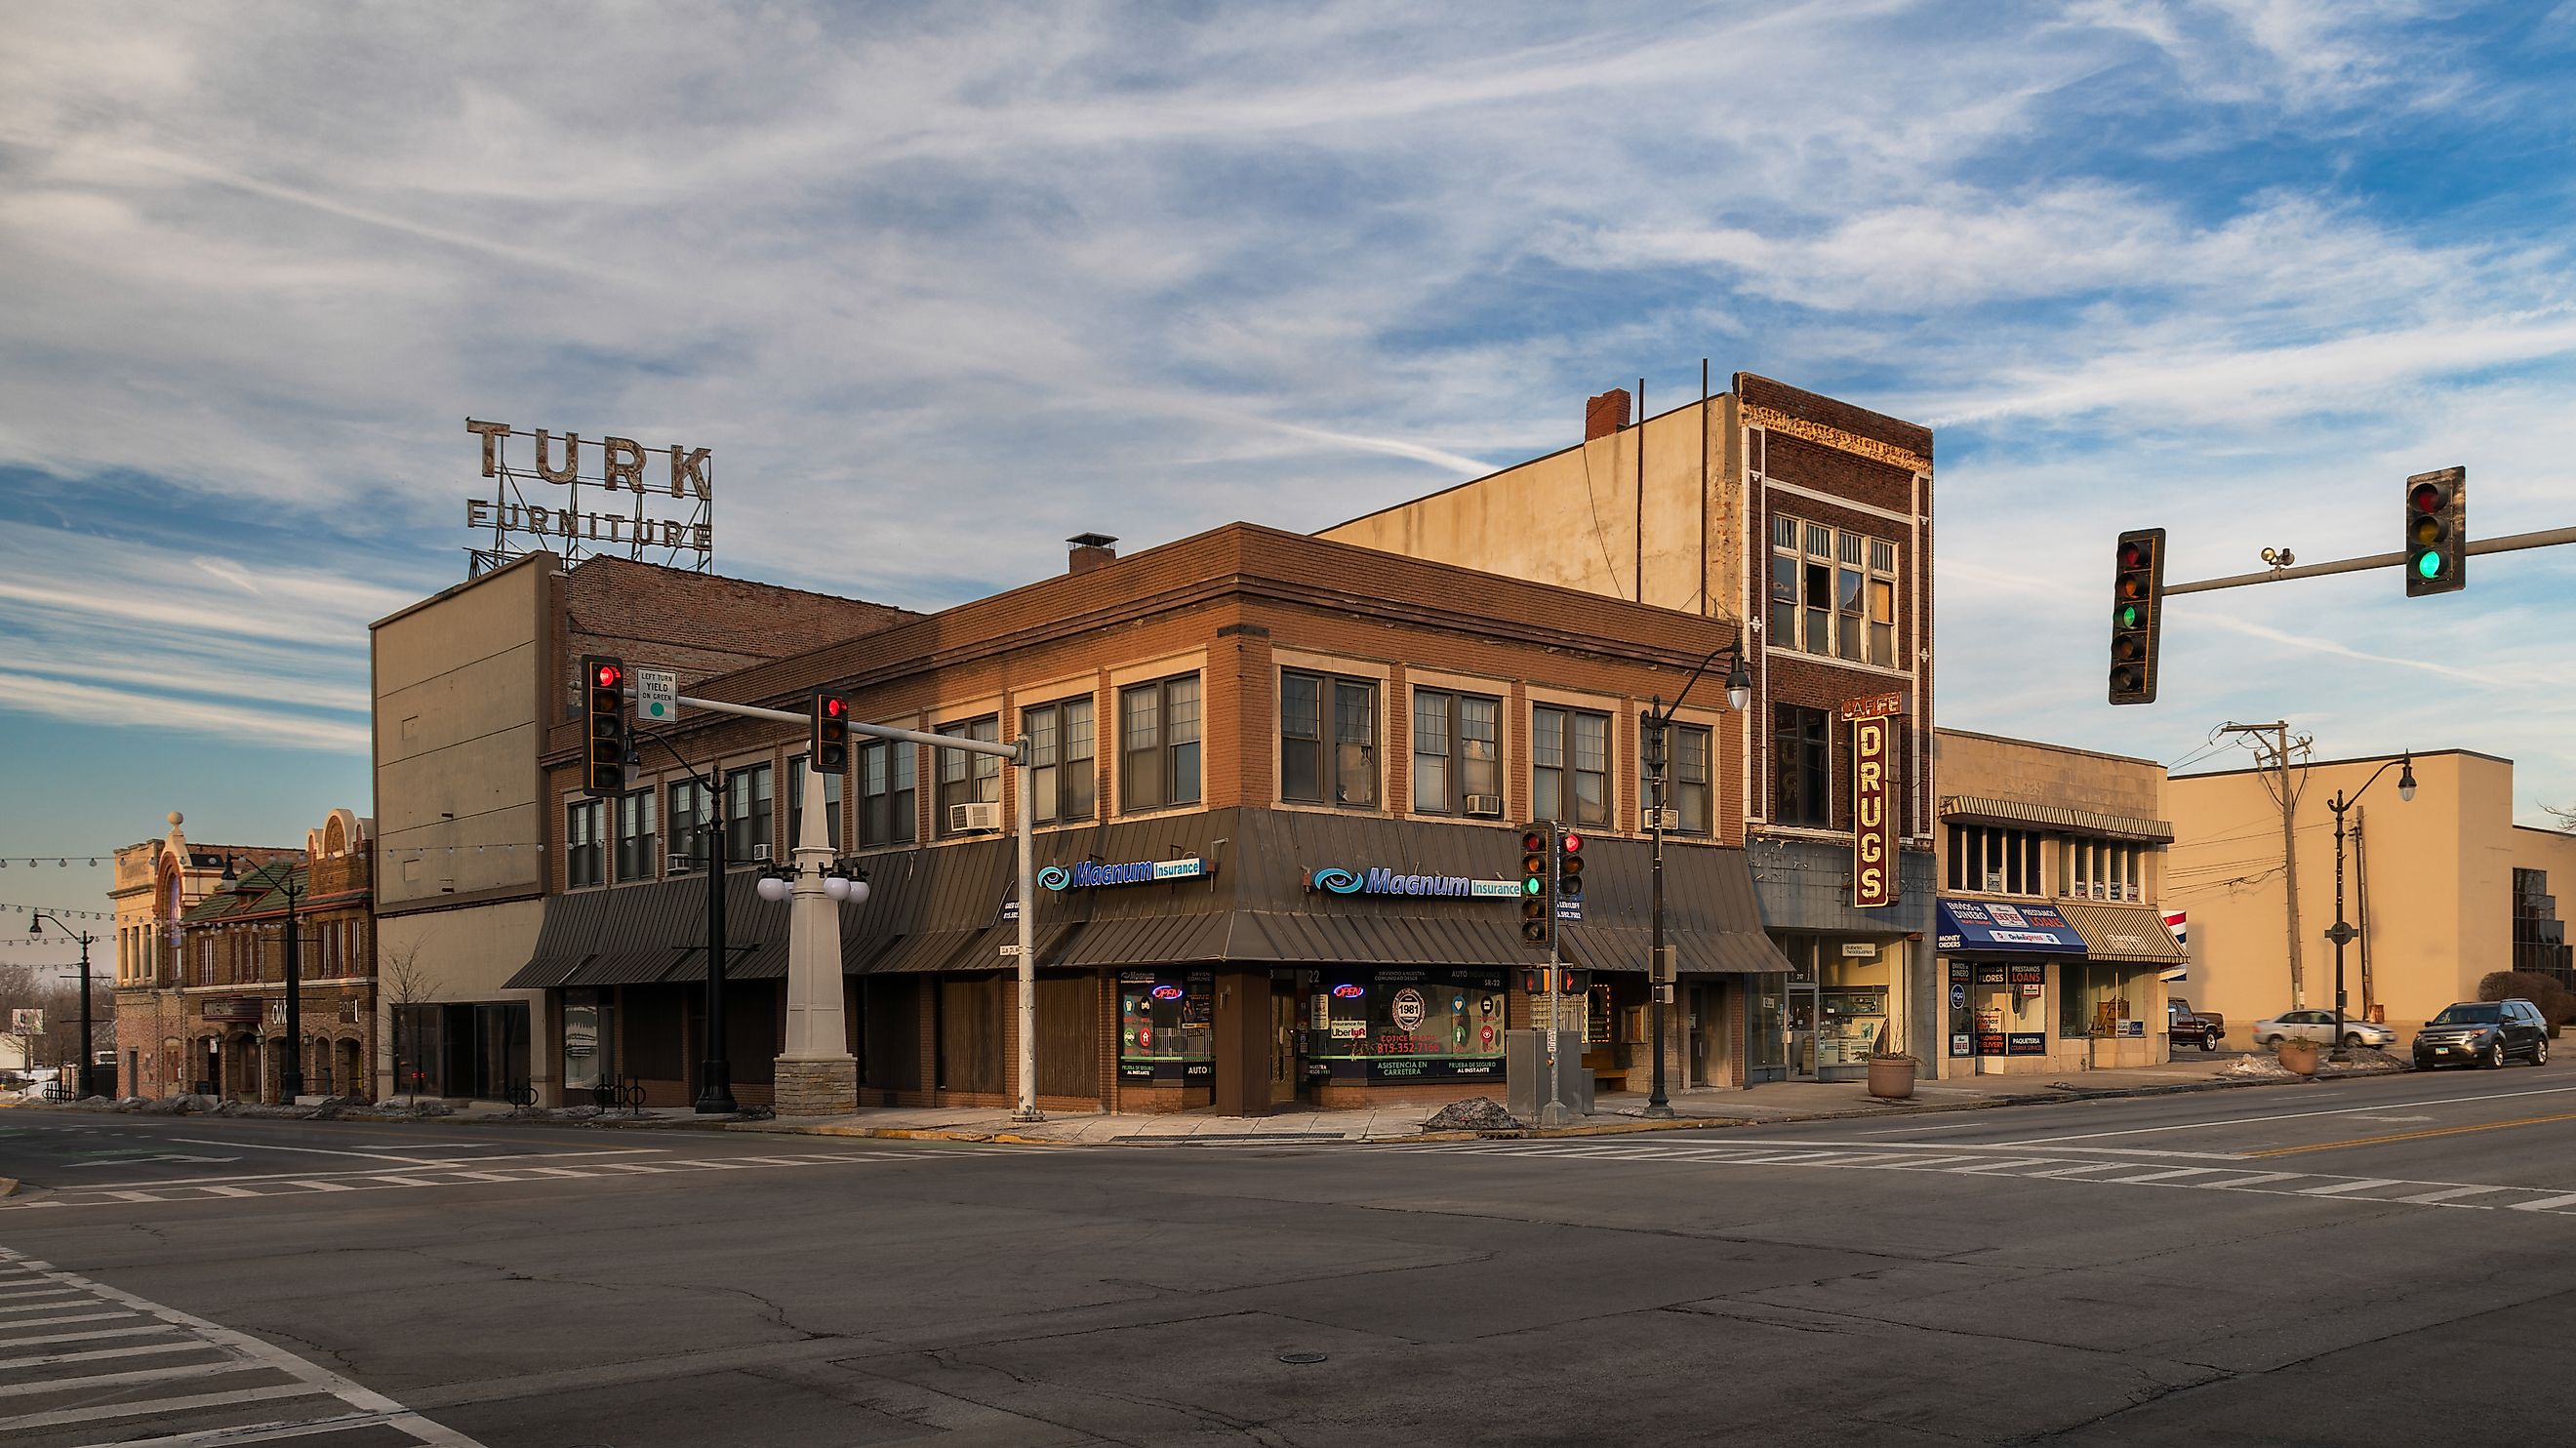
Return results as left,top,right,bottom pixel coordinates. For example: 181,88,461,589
948,802,1003,833
666,851,695,872
1464,793,1505,819
1643,807,1681,831
752,844,773,862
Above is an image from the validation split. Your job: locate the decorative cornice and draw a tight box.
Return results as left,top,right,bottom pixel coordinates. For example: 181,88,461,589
1748,404,1930,475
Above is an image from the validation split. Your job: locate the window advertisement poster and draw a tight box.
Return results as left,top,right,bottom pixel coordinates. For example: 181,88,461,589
1118,970,1214,1082
1306,968,1509,1081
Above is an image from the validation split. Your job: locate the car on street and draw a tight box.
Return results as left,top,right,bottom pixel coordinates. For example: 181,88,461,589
2413,999,2552,1069
2166,998,2226,1050
2251,1009,2395,1051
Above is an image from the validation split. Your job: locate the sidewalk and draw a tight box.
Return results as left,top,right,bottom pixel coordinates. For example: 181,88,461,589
26,1051,2404,1143
728,1050,2402,1146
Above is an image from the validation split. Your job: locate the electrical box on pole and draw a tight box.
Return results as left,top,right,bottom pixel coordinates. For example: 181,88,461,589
582,656,627,798
2109,528,2165,705
2404,466,2467,597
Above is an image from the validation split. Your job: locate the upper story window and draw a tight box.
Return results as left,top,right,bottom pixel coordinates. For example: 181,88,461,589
1772,704,1831,828
1413,688,1502,817
936,717,1002,834
1024,697,1096,825
1662,722,1712,836
2066,837,2143,903
724,762,773,865
1121,674,1202,812
667,778,709,873
1948,823,2042,896
859,739,916,847
1531,705,1611,827
1281,671,1379,808
566,798,604,889
787,756,844,851
1770,514,1900,667
616,788,656,882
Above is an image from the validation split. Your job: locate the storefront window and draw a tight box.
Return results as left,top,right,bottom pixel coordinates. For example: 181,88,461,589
1952,961,2049,1057
1818,943,1894,1067
1118,971,1213,1082
2062,961,2145,1039
561,988,616,1092
1306,969,1507,1082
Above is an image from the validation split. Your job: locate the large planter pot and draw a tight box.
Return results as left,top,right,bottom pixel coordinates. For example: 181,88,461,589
1866,1055,1918,1101
2276,1038,2321,1076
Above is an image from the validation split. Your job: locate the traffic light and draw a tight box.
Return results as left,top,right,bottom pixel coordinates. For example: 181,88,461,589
2404,466,2466,597
2109,528,2164,705
582,655,627,798
1555,829,1585,903
812,693,850,773
1520,827,1551,945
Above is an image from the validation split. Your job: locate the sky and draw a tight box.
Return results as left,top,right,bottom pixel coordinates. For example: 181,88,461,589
3,0,2574,969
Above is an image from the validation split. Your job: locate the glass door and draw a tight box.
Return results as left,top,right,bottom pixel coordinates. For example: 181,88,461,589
1788,983,1821,1079
1748,974,1788,1083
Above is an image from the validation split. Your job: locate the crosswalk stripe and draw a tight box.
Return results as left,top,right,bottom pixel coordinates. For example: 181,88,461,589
0,1309,139,1331
0,1323,188,1348
2395,1185,2508,1204
1943,1157,2058,1174
2020,1163,2136,1178
2506,1192,2576,1212
0,1380,328,1432
2099,1167,2229,1184
0,1294,88,1314
0,1339,206,1371
2297,1179,2402,1196
2193,1172,2307,1188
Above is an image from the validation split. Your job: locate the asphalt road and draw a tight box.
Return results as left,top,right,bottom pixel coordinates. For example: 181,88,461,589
5,1061,2575,1447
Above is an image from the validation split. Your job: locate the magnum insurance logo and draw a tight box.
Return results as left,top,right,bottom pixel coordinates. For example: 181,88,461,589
1844,692,1901,908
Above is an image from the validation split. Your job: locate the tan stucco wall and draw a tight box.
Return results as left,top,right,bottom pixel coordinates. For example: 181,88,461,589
1321,397,1739,617
373,558,545,906
373,899,546,1098
2165,752,2532,1048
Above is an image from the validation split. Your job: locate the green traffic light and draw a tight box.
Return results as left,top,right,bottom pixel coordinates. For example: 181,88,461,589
2415,550,2443,580
2116,604,2141,629
1522,877,1543,895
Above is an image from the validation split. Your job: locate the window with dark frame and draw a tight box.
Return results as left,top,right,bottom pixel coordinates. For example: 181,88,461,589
1531,704,1611,827
936,717,1002,833
723,761,773,864
1771,511,1902,666
1670,722,1712,835
1279,670,1379,808
1946,824,2042,895
787,756,844,851
666,778,708,872
1771,704,1831,827
1412,688,1502,816
1120,674,1201,812
859,738,916,847
615,787,656,882
1023,696,1096,825
565,799,603,888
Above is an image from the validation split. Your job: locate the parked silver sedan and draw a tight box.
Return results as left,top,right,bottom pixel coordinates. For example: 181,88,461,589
2252,1008,2395,1050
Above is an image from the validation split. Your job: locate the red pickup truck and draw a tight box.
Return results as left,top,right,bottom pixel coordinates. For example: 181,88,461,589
2167,998,2227,1051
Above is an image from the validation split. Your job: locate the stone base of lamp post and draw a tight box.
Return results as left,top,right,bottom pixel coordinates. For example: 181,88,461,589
772,1056,859,1116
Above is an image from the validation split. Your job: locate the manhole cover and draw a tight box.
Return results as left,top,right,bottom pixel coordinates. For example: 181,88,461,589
1278,1351,1328,1365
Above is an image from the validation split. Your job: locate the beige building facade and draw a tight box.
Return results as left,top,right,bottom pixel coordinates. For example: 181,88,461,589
1930,730,2183,1077
2166,750,2576,1050
108,813,302,1099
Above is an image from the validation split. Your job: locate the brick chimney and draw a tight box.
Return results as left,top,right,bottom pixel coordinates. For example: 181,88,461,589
1067,532,1118,575
1585,388,1631,442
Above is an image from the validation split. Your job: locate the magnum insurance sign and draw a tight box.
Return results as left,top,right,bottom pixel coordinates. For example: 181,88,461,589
1843,693,1901,908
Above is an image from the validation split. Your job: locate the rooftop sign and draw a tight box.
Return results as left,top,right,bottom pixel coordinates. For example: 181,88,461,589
462,420,714,577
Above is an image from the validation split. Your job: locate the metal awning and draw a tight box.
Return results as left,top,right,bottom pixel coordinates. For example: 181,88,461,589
1939,795,2172,844
2057,902,2186,965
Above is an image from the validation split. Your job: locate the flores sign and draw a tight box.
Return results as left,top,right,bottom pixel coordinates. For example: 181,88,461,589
1309,866,1520,900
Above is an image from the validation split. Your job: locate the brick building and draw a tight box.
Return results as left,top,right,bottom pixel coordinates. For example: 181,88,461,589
451,523,1791,1114
108,812,303,1099
1321,374,1938,1082
371,552,915,1101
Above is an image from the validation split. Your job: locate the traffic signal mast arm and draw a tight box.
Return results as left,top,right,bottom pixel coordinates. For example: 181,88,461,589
657,690,1026,763
2163,525,2576,596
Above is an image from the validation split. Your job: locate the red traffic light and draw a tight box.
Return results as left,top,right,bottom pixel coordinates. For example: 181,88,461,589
1560,831,1584,855
2409,481,2447,513
822,697,847,719
593,662,624,690
1521,829,1548,854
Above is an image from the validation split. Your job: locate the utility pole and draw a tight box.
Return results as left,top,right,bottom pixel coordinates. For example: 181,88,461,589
2222,721,2306,1008
2354,807,2375,1021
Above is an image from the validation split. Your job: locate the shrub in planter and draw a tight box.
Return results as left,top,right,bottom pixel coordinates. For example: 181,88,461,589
1868,1021,1918,1100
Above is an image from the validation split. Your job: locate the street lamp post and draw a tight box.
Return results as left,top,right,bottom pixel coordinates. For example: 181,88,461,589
1638,635,1752,1119
28,912,97,1100
2326,751,2415,1063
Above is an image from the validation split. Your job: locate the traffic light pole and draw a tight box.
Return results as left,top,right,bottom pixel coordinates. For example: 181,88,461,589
2163,525,2576,596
